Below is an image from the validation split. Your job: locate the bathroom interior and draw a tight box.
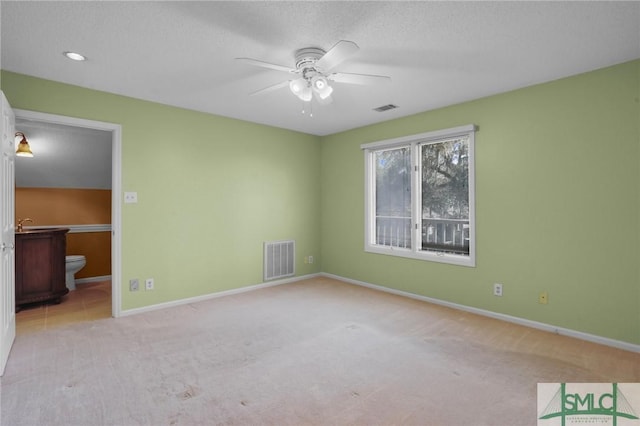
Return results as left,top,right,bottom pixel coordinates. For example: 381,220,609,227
14,118,113,332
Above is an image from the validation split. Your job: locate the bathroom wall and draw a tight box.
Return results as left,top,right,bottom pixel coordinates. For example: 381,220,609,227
15,187,111,279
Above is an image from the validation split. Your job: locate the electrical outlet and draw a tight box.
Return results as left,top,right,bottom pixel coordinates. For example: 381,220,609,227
493,283,503,297
124,192,138,203
129,278,139,292
539,291,548,304
308,255,314,264
145,278,154,290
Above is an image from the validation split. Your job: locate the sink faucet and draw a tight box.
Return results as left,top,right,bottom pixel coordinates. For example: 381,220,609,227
17,218,33,232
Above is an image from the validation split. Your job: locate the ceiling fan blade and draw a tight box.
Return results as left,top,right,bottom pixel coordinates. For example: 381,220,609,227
236,58,296,74
249,80,291,96
328,72,391,86
316,40,359,71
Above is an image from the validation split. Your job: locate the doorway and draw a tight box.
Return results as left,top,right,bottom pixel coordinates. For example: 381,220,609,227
13,109,122,322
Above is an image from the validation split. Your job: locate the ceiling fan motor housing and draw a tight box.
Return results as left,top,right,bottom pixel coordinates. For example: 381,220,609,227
292,47,335,101
294,47,326,72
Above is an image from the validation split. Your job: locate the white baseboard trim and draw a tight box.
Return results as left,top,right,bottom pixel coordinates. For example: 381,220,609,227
321,273,640,354
119,273,322,318
76,275,112,284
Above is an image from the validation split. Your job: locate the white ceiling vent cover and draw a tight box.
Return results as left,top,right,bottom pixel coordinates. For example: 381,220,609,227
264,240,295,281
373,104,398,112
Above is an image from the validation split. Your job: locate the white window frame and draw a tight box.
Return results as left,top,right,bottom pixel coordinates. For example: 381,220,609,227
362,124,476,267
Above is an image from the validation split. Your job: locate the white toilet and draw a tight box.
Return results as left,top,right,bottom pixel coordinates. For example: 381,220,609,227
65,255,86,291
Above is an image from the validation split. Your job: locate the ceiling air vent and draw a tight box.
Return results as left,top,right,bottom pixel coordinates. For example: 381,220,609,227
373,104,398,112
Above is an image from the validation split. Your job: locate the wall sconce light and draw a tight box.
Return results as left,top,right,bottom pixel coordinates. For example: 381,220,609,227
15,132,34,157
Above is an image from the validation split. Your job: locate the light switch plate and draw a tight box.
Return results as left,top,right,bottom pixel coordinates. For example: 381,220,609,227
129,279,139,291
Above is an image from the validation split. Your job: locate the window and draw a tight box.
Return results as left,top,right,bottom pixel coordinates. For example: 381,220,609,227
362,125,476,267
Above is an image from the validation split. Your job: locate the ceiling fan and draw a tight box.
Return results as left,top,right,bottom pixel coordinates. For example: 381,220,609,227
236,40,391,105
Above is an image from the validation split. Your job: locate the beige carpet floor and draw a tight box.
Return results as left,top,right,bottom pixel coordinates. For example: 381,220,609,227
1,276,639,425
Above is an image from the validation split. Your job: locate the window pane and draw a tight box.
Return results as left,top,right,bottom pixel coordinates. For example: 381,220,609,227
421,137,470,255
375,147,412,249
362,124,475,266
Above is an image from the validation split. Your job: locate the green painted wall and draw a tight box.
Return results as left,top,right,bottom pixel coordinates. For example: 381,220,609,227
2,60,639,346
320,60,640,345
1,71,322,310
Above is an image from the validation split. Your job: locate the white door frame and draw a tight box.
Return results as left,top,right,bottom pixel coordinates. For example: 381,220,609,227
14,109,122,317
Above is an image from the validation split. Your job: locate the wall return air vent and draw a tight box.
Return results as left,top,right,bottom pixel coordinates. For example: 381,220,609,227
264,240,295,281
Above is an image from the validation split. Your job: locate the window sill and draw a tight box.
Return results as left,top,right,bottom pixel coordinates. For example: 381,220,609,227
365,244,476,267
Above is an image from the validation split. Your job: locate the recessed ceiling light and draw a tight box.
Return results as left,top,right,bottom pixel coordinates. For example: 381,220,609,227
63,51,86,61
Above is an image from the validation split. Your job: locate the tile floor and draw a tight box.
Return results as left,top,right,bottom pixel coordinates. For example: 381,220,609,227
16,280,112,334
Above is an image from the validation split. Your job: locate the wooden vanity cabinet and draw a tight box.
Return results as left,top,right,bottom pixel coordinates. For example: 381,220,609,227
15,228,69,310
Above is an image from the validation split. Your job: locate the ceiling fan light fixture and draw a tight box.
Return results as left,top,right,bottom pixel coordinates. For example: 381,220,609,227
318,84,333,100
312,76,327,90
289,78,305,94
311,76,333,99
290,78,312,101
299,90,313,102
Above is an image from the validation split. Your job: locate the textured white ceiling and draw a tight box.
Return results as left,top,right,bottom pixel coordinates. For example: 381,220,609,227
2,1,640,138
